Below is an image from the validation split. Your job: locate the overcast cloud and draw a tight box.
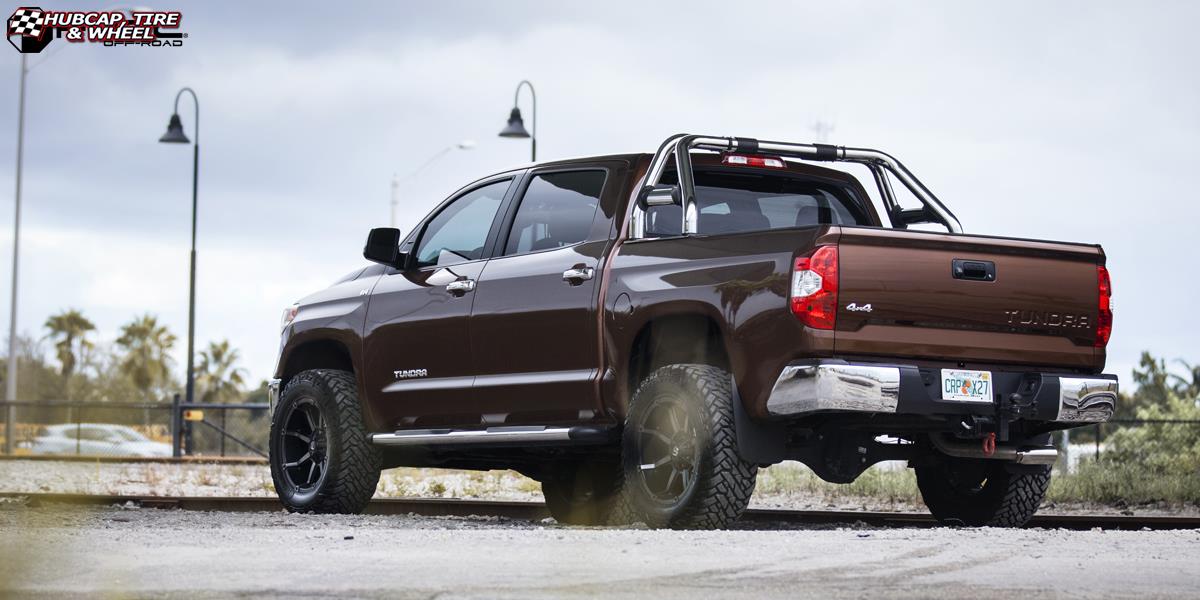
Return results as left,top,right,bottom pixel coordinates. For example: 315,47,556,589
0,0,1197,385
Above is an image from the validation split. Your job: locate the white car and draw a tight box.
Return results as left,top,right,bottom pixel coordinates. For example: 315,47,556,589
29,423,173,457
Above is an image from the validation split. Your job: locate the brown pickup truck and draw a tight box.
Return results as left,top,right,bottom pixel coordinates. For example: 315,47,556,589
268,134,1117,529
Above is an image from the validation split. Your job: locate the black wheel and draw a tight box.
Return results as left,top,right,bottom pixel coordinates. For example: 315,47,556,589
611,364,757,529
270,369,381,514
915,456,1050,527
541,459,621,526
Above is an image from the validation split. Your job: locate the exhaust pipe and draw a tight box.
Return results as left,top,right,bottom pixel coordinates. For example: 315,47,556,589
931,434,1058,466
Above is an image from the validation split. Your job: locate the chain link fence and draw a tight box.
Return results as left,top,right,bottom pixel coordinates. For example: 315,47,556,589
0,397,268,459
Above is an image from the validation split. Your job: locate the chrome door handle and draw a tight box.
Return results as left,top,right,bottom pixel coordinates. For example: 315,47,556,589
446,279,476,295
562,267,595,284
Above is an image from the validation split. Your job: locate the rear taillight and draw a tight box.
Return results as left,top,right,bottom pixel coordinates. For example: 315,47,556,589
791,245,839,329
722,154,786,169
1095,265,1112,348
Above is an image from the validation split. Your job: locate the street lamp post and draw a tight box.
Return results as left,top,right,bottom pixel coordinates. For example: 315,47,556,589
498,80,536,162
390,140,475,227
158,88,199,439
4,6,148,454
4,55,28,455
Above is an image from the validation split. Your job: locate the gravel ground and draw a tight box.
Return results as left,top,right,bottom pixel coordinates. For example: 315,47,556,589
0,458,892,506
1,500,1197,599
1,458,1193,516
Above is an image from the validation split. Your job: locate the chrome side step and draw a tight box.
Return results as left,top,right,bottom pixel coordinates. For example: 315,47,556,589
371,425,612,447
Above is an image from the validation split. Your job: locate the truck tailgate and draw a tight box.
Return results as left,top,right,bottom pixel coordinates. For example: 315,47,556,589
833,227,1105,371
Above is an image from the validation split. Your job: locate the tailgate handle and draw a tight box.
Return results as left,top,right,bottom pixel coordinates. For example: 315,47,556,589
952,259,995,282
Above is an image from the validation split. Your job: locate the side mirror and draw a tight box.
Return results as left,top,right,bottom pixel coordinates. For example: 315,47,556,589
637,184,681,209
363,227,406,268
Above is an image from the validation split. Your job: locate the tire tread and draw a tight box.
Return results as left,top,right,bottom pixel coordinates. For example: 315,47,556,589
916,458,1050,528
272,369,380,514
612,364,757,529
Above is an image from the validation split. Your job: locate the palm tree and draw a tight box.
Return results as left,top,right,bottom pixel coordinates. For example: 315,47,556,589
196,339,247,404
1130,352,1174,410
1171,359,1200,402
43,309,95,378
115,314,177,400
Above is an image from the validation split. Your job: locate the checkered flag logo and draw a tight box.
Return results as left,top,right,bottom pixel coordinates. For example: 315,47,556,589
8,8,45,37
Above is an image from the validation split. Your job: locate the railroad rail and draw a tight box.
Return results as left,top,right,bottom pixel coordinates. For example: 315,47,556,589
3,493,1197,530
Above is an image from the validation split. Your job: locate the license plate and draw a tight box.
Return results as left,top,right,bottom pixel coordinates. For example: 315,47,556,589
941,369,993,402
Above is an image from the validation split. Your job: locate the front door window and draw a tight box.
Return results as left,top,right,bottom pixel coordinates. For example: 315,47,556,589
414,180,509,268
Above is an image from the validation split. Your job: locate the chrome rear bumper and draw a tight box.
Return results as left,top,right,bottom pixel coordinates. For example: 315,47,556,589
1056,377,1118,423
766,363,900,417
765,361,1117,423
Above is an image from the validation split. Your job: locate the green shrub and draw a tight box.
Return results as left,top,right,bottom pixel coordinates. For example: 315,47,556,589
1050,459,1200,505
1103,394,1200,478
1042,352,1200,506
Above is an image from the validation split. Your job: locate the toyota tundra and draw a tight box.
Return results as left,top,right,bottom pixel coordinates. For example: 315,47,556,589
267,133,1117,529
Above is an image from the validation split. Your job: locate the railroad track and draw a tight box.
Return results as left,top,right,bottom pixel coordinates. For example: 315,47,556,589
4,492,1197,530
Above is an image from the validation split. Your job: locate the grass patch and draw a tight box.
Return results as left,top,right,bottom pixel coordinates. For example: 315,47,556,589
757,460,1200,509
1049,460,1200,506
755,462,921,506
356,457,1198,509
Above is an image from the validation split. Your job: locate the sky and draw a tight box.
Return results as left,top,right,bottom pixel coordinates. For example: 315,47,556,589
0,0,1197,387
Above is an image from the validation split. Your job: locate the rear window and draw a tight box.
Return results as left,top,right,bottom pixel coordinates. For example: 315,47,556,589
645,169,869,237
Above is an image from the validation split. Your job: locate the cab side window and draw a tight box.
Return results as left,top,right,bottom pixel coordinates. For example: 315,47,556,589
504,171,605,255
414,180,509,268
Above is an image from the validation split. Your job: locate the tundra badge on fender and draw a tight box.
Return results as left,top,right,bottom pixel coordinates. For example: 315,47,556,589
393,369,428,380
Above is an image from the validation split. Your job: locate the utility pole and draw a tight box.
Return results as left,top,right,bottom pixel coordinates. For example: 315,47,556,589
811,120,835,143
5,55,28,455
6,9,139,452
390,173,399,228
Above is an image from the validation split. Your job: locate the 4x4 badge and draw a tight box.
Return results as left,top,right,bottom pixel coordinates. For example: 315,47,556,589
846,303,873,312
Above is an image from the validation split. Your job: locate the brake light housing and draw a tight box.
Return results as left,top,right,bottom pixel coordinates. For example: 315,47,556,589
1095,265,1112,348
791,245,839,329
722,154,786,169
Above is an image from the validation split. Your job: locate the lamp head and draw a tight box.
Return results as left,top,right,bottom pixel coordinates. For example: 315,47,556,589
498,108,530,138
158,113,190,144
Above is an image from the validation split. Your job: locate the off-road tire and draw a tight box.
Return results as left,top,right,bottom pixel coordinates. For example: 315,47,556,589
541,459,621,526
915,456,1050,527
610,364,757,529
270,369,381,514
